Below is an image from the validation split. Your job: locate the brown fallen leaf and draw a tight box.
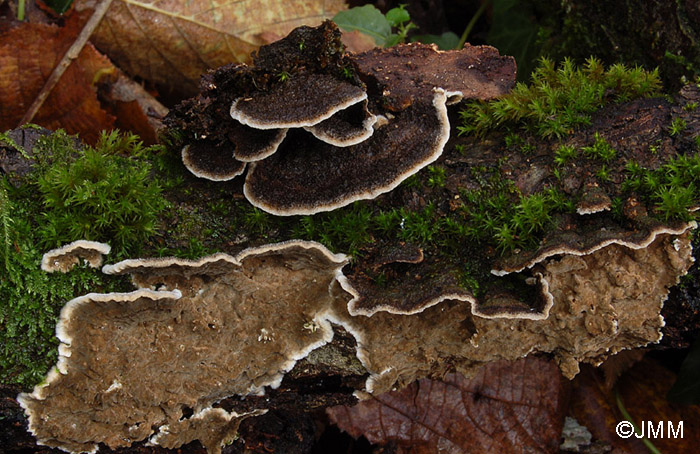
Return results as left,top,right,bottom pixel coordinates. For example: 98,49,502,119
570,357,700,454
97,73,169,144
74,0,348,95
341,29,377,54
0,20,116,144
328,356,569,454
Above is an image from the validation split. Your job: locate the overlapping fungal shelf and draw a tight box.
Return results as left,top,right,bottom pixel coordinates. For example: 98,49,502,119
40,240,111,273
174,20,516,215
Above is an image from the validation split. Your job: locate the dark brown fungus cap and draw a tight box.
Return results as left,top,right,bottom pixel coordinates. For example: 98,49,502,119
231,124,288,162
576,184,612,215
304,99,377,146
41,240,111,273
353,43,516,111
243,89,451,215
182,140,246,181
341,246,554,320
230,73,367,129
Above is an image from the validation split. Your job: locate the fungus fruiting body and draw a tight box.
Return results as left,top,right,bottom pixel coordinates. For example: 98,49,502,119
182,142,246,181
229,73,368,130
20,223,696,452
40,240,111,273
19,241,348,453
243,89,452,215
170,21,516,215
21,21,700,454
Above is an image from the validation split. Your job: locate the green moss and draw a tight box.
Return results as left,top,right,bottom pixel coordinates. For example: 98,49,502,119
294,202,373,257
669,117,687,136
0,129,169,388
34,131,168,258
458,57,661,139
426,165,447,188
553,144,578,166
582,133,617,163
622,153,700,221
1,179,129,388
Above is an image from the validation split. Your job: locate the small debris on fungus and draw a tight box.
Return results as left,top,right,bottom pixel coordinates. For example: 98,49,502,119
40,240,111,273
166,20,516,215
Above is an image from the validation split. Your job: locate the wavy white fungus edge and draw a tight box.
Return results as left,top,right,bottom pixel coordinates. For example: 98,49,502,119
181,144,246,181
147,407,268,451
242,89,455,216
491,221,698,276
41,240,111,273
339,271,555,320
576,204,611,215
102,240,348,279
303,101,378,147
102,240,349,397
234,128,289,163
230,90,368,130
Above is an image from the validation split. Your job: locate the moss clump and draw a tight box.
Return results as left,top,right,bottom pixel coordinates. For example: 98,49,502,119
1,179,130,388
0,129,168,388
458,57,661,139
34,131,168,258
623,153,700,221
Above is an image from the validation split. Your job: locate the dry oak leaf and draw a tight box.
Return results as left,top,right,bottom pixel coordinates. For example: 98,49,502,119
0,21,116,144
74,0,348,95
328,357,569,454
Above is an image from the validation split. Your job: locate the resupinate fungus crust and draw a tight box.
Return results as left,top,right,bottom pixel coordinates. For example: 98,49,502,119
21,220,696,452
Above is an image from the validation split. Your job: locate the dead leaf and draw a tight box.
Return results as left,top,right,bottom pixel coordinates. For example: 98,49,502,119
97,73,169,145
341,30,377,54
570,358,700,454
74,0,348,95
328,357,569,454
600,349,646,390
0,20,115,144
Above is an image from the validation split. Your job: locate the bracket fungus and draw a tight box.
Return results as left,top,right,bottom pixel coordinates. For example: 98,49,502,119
40,240,111,273
20,21,700,454
166,20,516,215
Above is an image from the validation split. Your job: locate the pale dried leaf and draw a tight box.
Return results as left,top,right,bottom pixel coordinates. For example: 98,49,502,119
74,0,348,94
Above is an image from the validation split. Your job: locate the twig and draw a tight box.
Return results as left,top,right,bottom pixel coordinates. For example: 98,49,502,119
17,0,115,127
